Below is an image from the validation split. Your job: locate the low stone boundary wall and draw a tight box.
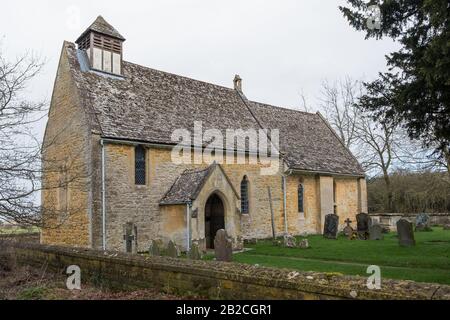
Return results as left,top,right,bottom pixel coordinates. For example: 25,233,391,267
0,232,40,243
370,213,450,231
1,241,449,300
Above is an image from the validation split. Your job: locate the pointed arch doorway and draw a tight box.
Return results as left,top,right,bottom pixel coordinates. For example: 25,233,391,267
205,193,225,249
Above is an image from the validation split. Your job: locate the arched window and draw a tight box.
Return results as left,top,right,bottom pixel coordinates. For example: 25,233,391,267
135,145,146,185
298,184,304,213
241,176,249,214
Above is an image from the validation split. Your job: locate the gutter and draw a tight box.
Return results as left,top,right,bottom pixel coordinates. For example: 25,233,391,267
101,139,106,250
290,168,365,179
101,137,264,157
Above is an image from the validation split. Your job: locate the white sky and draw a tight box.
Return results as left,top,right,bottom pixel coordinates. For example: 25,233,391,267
1,0,398,140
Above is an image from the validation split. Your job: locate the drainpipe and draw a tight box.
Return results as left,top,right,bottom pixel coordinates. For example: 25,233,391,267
186,201,192,252
282,175,288,235
101,139,106,251
283,169,293,235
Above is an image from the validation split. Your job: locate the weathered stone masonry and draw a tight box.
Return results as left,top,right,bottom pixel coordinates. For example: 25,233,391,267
3,241,449,300
41,16,368,253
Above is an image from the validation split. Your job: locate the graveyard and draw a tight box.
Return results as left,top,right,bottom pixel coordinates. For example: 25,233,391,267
232,227,450,285
138,213,450,287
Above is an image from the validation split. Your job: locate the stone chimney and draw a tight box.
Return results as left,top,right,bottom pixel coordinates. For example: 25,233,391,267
234,75,242,92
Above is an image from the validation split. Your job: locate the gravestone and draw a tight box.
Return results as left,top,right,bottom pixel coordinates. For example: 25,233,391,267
188,242,203,260
298,239,309,249
149,239,162,256
167,240,180,258
396,219,416,247
123,223,137,254
283,234,297,248
214,229,233,262
356,213,370,240
415,213,432,232
343,218,354,237
323,214,339,239
369,224,384,240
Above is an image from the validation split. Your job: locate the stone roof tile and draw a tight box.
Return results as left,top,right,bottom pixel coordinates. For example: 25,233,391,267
63,42,365,176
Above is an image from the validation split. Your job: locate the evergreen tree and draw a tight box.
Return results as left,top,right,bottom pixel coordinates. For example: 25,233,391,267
339,0,450,166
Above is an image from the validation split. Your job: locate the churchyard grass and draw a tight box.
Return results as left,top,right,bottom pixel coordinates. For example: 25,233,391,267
233,227,450,285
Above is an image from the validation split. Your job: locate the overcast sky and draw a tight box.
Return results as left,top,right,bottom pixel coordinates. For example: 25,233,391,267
1,0,398,138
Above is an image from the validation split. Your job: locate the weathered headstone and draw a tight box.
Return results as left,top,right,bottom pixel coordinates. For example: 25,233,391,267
415,213,432,232
214,229,233,262
167,240,180,258
123,223,137,253
369,224,384,240
356,213,370,240
298,239,309,249
323,214,339,239
343,218,354,237
283,234,297,248
396,219,416,247
149,239,162,256
187,242,203,260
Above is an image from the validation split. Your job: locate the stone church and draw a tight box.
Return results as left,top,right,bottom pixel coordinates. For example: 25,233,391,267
41,16,367,253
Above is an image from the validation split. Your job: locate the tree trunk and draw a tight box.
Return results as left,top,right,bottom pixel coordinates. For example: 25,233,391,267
383,170,394,212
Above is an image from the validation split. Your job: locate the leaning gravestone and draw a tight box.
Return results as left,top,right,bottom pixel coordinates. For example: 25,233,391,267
397,219,416,247
356,213,370,240
149,239,162,256
369,224,384,240
214,229,233,262
283,234,297,248
323,214,339,239
167,240,180,258
298,239,309,249
188,242,203,260
415,213,432,232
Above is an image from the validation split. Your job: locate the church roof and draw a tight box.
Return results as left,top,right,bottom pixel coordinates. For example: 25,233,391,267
63,42,365,176
76,16,125,43
159,166,213,205
160,163,240,205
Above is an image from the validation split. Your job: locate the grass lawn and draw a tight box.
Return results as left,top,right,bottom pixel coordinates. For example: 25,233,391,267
233,227,450,285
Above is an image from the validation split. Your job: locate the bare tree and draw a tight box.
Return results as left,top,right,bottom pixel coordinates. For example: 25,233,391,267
318,77,414,212
319,77,361,149
355,115,400,211
0,45,86,227
298,89,310,113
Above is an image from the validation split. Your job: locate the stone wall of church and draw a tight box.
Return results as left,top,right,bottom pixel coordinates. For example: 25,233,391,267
101,144,367,252
102,146,286,252
286,174,321,235
41,47,92,248
335,177,360,230
102,145,187,252
285,174,366,235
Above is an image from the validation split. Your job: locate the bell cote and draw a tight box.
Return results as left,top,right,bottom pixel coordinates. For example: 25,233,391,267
75,16,125,76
